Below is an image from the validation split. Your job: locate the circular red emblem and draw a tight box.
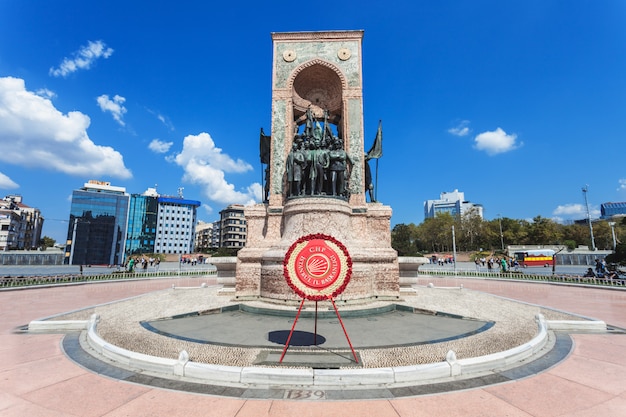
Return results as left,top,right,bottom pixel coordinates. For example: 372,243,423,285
283,234,352,300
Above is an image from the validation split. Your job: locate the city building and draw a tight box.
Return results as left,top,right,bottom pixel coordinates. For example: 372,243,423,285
600,202,626,220
218,204,247,248
0,195,44,251
64,181,130,265
125,187,201,257
154,195,201,255
125,188,159,257
211,220,221,248
424,189,483,220
194,221,214,252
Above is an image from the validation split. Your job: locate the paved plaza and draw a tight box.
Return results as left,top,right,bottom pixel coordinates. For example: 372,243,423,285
2,275,626,416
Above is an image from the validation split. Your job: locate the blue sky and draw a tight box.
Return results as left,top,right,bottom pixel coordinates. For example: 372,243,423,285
1,1,625,243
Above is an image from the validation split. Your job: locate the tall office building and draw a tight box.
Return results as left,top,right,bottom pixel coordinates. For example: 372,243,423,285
424,189,483,220
218,204,247,248
126,188,201,256
64,181,129,265
125,188,159,257
154,196,201,255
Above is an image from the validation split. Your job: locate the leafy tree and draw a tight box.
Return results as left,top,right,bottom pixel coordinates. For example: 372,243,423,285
457,208,483,250
592,221,615,250
391,223,421,256
527,216,562,245
39,236,56,248
417,213,455,253
605,243,626,265
561,223,589,249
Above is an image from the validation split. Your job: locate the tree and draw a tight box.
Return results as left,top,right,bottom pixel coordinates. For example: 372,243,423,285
458,208,483,251
391,223,420,256
605,243,626,265
562,223,589,250
593,221,615,250
527,216,562,245
39,236,56,248
416,213,455,253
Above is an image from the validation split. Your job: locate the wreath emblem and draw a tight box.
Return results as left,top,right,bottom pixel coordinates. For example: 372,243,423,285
283,234,352,301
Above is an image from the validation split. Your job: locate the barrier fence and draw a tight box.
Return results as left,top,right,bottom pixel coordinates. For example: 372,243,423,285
417,268,626,288
0,268,217,289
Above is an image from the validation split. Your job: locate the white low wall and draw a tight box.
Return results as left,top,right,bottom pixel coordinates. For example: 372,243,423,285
74,313,578,388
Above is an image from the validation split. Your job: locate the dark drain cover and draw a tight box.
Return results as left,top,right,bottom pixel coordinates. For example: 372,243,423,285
268,330,326,346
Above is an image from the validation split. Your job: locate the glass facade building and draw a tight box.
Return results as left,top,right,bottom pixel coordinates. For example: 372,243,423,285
125,194,158,257
64,181,129,266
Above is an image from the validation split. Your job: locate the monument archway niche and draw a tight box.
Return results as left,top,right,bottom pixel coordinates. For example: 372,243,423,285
236,31,399,303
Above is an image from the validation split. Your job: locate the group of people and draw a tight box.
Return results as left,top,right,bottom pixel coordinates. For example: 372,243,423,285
474,256,520,272
583,258,620,279
125,256,160,273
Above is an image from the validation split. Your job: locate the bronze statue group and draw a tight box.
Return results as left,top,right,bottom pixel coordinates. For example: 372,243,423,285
286,108,353,199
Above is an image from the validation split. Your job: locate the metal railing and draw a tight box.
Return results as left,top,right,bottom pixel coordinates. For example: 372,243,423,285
0,268,217,289
418,268,626,288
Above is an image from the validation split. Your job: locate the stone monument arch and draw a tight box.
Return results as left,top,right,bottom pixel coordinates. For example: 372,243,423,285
236,30,399,303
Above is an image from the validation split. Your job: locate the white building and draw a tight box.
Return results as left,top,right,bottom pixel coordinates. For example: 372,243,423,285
153,196,201,255
424,189,483,220
194,221,214,251
0,195,44,251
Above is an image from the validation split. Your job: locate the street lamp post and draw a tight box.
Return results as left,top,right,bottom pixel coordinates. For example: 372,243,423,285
69,218,78,265
582,185,596,251
608,221,617,251
452,225,457,274
498,214,504,251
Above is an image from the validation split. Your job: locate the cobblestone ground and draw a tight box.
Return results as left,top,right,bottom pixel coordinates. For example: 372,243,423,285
57,284,584,369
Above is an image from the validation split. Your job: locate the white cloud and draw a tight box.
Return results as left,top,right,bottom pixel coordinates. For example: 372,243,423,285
0,76,131,178
553,203,600,220
36,88,56,99
448,120,470,136
618,179,626,191
49,40,114,77
149,139,173,153
474,128,520,155
173,132,260,205
553,204,586,217
146,108,175,131
97,94,127,126
201,204,214,216
0,172,19,189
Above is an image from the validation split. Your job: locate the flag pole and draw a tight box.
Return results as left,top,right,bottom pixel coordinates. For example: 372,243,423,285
375,158,379,202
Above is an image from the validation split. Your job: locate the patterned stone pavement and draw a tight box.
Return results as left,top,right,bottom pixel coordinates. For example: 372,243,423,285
2,276,626,416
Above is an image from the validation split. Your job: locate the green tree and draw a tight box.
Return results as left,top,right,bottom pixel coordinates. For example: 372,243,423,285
562,223,589,249
605,242,626,265
39,236,56,248
416,213,455,253
527,216,562,244
391,223,420,256
457,208,483,251
593,221,615,250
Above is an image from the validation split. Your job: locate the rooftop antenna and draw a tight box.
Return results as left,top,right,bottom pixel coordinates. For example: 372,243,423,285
177,187,184,198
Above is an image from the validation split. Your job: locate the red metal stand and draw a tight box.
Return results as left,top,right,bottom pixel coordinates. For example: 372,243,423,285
278,297,358,363
330,297,358,363
279,298,306,363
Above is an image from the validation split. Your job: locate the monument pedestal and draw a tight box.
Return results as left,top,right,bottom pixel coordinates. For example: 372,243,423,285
236,198,399,302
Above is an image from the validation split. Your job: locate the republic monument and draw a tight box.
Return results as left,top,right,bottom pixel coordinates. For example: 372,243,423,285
235,30,399,302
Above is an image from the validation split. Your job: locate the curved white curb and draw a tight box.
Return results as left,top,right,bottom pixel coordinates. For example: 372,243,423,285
75,313,565,388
